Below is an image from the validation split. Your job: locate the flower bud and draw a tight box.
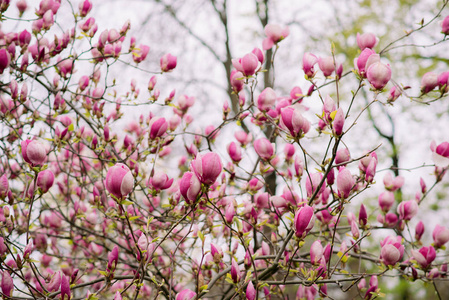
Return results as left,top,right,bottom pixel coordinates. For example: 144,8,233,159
191,152,222,186
179,171,201,205
302,52,317,78
1,271,13,297
332,108,345,136
148,171,173,191
318,56,335,77
337,167,354,199
36,170,54,193
21,140,47,166
310,240,323,265
294,205,315,239
442,16,449,35
421,72,438,94
356,32,378,50
415,221,425,241
0,175,9,200
280,106,310,138
160,53,177,72
433,225,449,248
176,289,196,300
367,62,391,90
378,191,394,212
411,246,436,269
254,138,274,160
397,200,418,221
79,0,92,17
257,87,277,111
232,53,259,76
149,117,168,139
246,281,256,300
262,24,289,50
107,245,119,272
105,163,134,199
227,142,242,163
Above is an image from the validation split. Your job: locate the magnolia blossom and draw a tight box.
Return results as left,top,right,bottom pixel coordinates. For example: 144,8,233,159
262,24,289,50
105,163,134,199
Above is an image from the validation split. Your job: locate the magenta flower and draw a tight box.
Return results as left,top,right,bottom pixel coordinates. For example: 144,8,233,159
37,169,55,193
107,245,119,272
21,140,47,166
310,240,323,265
305,172,324,199
148,171,173,191
421,72,438,94
232,53,259,76
227,141,242,163
246,281,256,300
397,200,418,221
280,106,310,138
318,56,335,77
356,32,378,50
79,0,92,17
176,289,196,300
442,16,449,35
336,167,355,199
254,138,274,160
294,205,315,239
378,191,395,212
367,62,391,90
302,52,318,78
132,44,150,63
0,49,11,74
191,152,222,186
1,271,13,297
230,70,244,93
380,236,404,266
160,53,177,72
148,117,168,139
0,174,8,200
262,24,289,50
257,87,277,111
179,171,202,204
430,140,449,168
411,246,436,269
354,48,376,77
433,225,449,248
332,108,345,136
105,163,134,199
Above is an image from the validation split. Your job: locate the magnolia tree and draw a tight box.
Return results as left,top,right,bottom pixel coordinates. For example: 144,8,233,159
1,0,449,299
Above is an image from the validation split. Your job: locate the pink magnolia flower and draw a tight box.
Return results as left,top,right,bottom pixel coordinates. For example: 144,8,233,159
262,24,289,50
356,33,378,50
380,236,404,266
302,52,318,78
430,140,449,168
421,72,438,94
1,271,13,297
148,171,173,191
246,281,256,300
254,138,274,160
160,53,177,72
179,172,201,205
411,246,436,269
79,0,92,17
257,87,277,111
367,62,391,90
107,245,119,272
176,289,196,300
148,117,168,139
234,131,252,146
280,106,310,138
378,191,395,212
227,141,242,163
21,140,47,166
132,44,150,63
0,49,11,74
105,163,134,199
252,47,264,64
336,167,355,198
335,148,351,166
332,108,345,136
387,86,401,102
310,240,323,265
232,53,259,76
354,48,377,77
383,173,404,191
305,172,325,199
37,169,55,193
318,56,335,77
442,16,449,35
0,175,9,199
415,221,425,241
230,70,244,93
397,200,418,221
433,225,449,248
191,152,222,186
294,205,315,239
